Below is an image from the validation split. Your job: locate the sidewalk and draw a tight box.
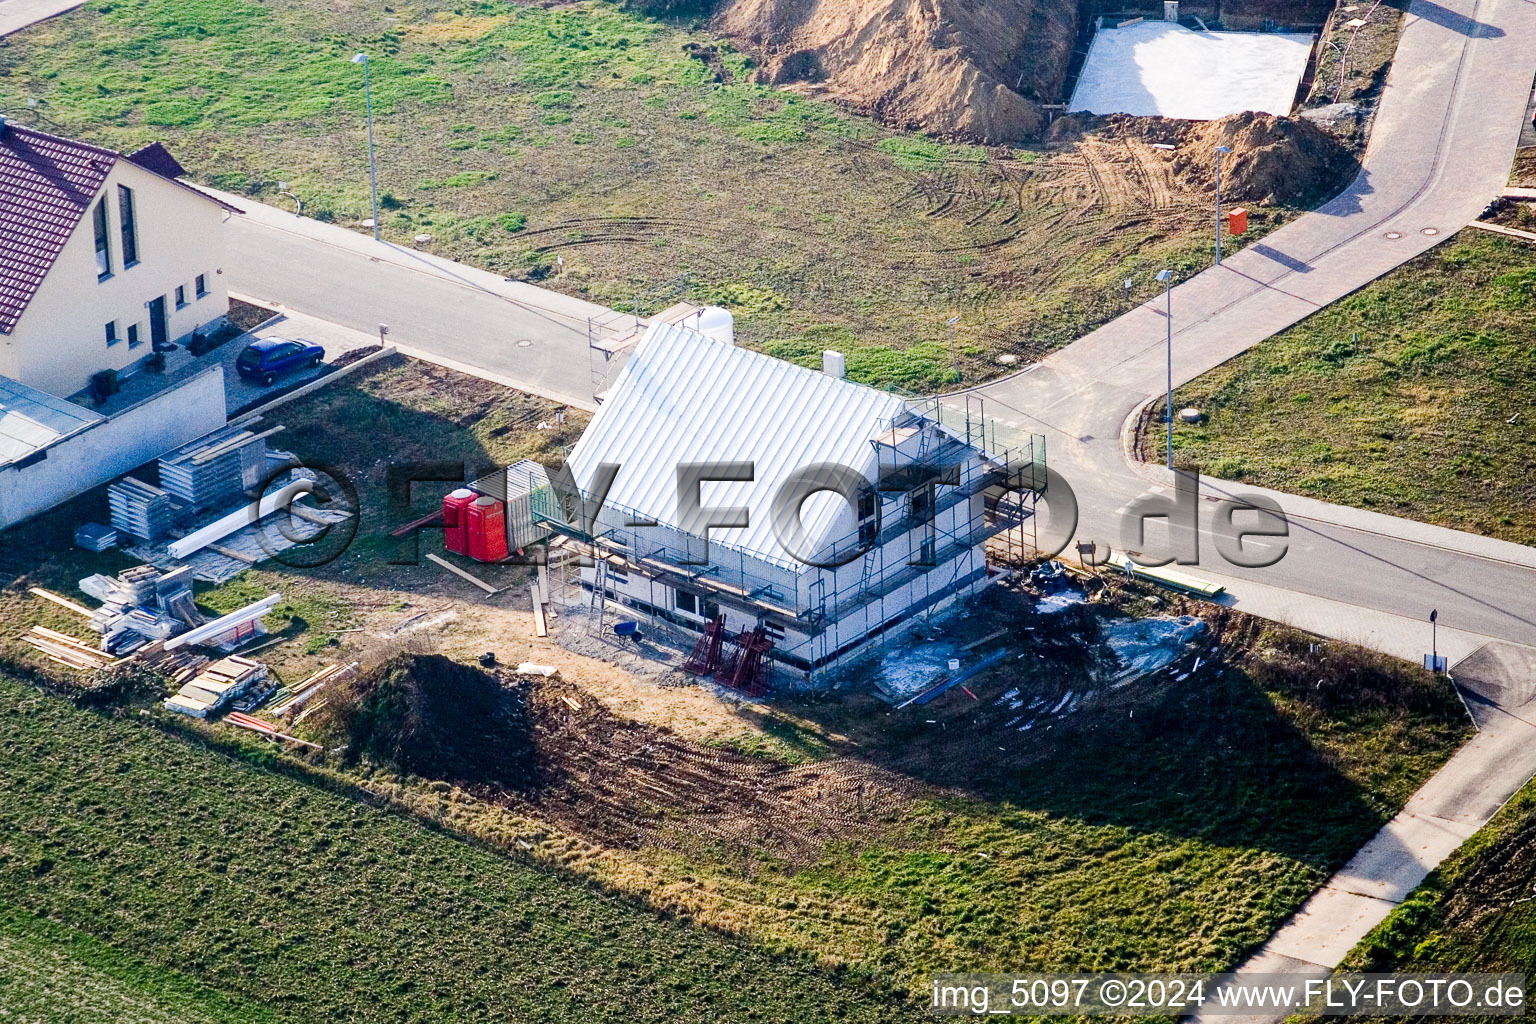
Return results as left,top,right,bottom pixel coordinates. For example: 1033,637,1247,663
1194,643,1536,1024
0,0,82,36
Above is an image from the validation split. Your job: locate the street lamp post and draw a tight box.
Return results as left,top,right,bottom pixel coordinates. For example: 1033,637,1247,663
352,53,380,241
1156,269,1174,470
1215,145,1232,265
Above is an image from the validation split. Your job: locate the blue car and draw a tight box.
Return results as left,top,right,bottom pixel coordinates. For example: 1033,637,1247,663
236,337,325,386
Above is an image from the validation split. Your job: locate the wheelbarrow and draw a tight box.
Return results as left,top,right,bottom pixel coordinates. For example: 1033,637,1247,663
613,620,643,645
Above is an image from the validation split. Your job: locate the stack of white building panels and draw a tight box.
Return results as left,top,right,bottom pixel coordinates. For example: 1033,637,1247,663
158,422,276,510
107,477,174,540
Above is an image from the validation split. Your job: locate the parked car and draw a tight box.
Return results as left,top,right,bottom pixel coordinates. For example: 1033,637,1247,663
236,337,325,386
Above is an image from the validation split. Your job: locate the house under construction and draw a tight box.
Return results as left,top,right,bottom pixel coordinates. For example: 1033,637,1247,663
511,323,1045,685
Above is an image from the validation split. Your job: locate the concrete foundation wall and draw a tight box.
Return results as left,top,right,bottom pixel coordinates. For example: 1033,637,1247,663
0,366,226,529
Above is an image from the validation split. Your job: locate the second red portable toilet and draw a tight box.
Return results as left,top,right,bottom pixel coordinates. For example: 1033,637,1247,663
1228,207,1249,236
443,488,476,556
466,496,509,563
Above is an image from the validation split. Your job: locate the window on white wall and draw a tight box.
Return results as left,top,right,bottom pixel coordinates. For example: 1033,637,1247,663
127,323,141,348
195,274,207,298
105,321,119,346
92,199,112,279
175,285,187,308
675,591,699,616
117,185,139,267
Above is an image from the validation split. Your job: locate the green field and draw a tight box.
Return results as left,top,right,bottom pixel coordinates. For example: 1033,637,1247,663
0,673,903,1023
1163,230,1536,545
0,0,1228,391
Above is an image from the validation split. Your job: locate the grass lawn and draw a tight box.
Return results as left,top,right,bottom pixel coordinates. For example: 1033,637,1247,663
1160,230,1536,545
1329,780,1536,1022
0,0,1238,391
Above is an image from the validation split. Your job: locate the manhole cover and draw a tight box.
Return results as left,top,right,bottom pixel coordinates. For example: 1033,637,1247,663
516,339,534,348
997,353,1019,365
1421,227,1440,236
1384,231,1403,239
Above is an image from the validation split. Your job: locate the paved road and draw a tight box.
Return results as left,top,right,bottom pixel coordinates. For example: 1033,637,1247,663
219,195,625,411
964,0,1536,655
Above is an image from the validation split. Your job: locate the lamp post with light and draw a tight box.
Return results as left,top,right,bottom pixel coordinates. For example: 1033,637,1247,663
1156,268,1174,470
1215,145,1232,265
352,53,380,241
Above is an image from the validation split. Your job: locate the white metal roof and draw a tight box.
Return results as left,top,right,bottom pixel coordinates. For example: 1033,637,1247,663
568,323,906,569
0,375,103,466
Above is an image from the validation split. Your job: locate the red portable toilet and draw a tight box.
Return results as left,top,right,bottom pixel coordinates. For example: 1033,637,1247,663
1228,207,1249,236
466,496,509,563
443,489,476,556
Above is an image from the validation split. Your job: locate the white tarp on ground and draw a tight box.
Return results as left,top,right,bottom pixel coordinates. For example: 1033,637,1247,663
1070,22,1314,120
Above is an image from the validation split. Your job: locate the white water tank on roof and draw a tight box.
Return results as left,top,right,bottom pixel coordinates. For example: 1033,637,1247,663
694,306,735,345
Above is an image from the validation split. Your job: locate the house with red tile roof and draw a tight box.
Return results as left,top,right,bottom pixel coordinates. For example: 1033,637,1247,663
0,118,240,399
0,120,237,528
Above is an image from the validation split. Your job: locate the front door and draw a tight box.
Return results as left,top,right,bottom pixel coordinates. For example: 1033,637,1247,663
148,295,168,351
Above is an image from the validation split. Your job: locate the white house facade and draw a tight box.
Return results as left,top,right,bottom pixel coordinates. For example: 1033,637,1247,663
0,122,238,399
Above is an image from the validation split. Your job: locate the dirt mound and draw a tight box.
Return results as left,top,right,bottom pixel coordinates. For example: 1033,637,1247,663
713,0,1077,144
312,654,536,786
1171,111,1357,206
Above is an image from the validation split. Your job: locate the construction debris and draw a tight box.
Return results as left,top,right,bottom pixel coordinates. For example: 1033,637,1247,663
135,639,210,685
28,587,92,617
269,662,357,717
164,655,268,718
107,477,174,541
167,478,316,561
223,710,324,750
79,564,201,652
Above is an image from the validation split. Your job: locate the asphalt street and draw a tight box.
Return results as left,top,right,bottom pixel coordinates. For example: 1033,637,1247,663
965,0,1536,654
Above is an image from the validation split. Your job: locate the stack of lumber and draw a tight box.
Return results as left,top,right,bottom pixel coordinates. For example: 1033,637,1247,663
21,626,117,671
270,662,356,717
136,640,209,685
158,421,282,510
164,655,267,718
107,477,175,541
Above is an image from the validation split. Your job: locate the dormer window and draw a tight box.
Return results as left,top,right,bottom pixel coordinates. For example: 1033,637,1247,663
92,199,112,279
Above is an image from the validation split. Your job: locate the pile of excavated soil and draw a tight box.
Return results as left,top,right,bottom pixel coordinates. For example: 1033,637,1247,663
713,0,1077,144
1171,111,1357,205
311,653,537,786
1099,111,1355,206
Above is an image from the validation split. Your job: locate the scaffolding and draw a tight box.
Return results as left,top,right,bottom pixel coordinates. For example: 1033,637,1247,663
529,398,1046,682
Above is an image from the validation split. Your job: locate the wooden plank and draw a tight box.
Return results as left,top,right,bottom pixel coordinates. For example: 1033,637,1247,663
426,553,501,594
207,542,259,564
530,585,549,637
28,588,94,617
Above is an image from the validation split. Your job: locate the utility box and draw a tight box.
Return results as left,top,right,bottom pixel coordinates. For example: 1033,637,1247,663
466,496,509,562
1228,208,1249,235
1164,1,1179,21
443,488,476,555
